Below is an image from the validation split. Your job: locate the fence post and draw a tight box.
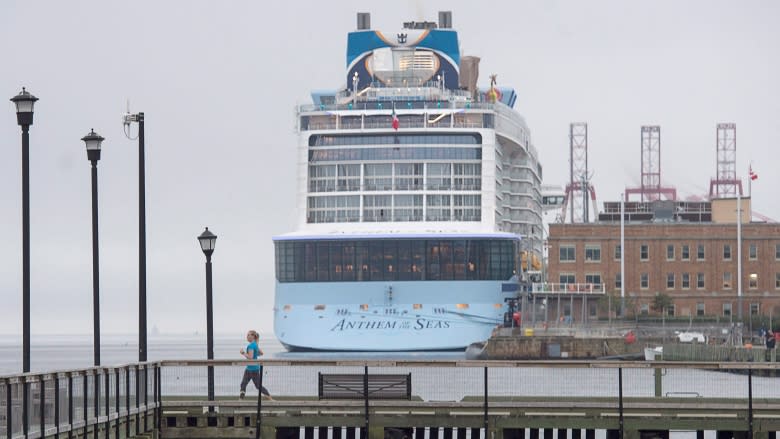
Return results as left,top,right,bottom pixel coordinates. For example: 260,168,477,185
6,380,11,439
143,365,148,432
68,373,73,439
135,365,140,435
22,379,27,438
105,369,110,439
748,368,753,439
54,374,60,438
94,370,99,439
617,368,624,439
363,365,369,439
255,366,263,439
83,372,87,435
483,366,488,434
40,376,45,438
115,368,120,439
125,367,130,439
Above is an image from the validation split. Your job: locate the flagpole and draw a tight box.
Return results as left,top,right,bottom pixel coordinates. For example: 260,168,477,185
737,189,743,325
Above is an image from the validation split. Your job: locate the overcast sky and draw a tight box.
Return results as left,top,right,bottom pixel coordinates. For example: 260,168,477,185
1,1,778,338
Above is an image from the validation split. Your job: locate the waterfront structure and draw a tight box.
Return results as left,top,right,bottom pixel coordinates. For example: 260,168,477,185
546,197,780,322
273,12,543,351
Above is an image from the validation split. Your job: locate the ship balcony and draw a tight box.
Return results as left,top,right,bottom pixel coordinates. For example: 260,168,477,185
299,102,498,132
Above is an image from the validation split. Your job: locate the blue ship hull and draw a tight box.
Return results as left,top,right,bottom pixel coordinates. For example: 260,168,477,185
274,280,513,351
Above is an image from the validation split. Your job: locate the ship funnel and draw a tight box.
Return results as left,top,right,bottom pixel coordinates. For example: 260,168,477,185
439,11,452,29
459,56,481,98
357,12,371,30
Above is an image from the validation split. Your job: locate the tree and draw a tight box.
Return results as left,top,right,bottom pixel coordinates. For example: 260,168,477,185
651,292,674,315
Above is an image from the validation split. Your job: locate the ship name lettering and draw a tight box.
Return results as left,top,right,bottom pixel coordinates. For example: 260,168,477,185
414,319,450,330
330,319,399,332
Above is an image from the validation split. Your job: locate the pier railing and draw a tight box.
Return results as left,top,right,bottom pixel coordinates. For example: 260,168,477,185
3,359,780,438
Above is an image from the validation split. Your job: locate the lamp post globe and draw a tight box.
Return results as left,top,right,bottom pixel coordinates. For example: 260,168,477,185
11,87,38,126
198,227,217,405
198,227,217,259
82,128,104,162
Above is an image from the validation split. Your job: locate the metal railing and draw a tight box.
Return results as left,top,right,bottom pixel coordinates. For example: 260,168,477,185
5,359,780,437
1,363,160,439
531,282,606,295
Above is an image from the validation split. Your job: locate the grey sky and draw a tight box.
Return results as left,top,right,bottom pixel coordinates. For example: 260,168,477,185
1,1,778,337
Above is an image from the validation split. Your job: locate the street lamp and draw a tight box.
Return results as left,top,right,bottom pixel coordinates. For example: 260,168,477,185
198,227,217,404
82,129,104,366
10,87,38,374
122,110,147,362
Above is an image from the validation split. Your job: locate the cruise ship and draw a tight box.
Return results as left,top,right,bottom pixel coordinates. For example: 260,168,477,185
273,12,543,351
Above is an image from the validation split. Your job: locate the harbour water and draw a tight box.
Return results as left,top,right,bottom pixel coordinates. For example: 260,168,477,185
0,333,467,375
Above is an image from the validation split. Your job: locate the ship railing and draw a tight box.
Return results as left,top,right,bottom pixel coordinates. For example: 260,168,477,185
530,283,606,295
298,101,496,113
305,120,489,131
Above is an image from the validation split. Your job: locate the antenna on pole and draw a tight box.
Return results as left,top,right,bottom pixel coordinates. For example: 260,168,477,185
123,100,139,140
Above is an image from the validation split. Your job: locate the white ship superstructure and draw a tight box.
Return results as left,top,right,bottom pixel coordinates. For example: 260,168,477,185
273,12,543,351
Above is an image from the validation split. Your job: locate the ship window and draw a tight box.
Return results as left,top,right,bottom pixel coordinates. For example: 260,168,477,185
453,195,481,221
364,164,393,191
427,163,452,190
363,195,392,222
309,133,482,147
426,195,451,221
394,163,424,191
273,238,517,283
393,194,423,222
453,163,481,190
308,147,482,162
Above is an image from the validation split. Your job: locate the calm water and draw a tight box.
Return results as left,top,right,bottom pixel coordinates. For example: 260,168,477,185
0,333,467,375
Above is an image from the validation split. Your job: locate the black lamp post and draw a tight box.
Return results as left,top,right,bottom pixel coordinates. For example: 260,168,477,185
198,227,217,403
82,129,104,366
10,87,38,374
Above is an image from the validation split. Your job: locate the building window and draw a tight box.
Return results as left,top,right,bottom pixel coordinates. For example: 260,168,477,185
666,244,675,261
560,274,575,284
614,245,621,261
776,244,780,260
589,303,598,317
680,273,691,290
723,303,732,317
681,245,690,261
559,245,575,262
723,244,731,260
640,273,649,289
696,273,705,289
585,245,601,262
749,273,758,289
749,243,757,260
585,273,602,285
640,303,649,315
696,302,705,316
667,304,675,317
640,244,649,261
776,273,780,289
723,272,732,289
697,244,705,260
615,273,622,289
750,303,760,316
666,273,675,289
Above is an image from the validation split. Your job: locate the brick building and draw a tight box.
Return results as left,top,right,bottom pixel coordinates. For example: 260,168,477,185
545,198,780,321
